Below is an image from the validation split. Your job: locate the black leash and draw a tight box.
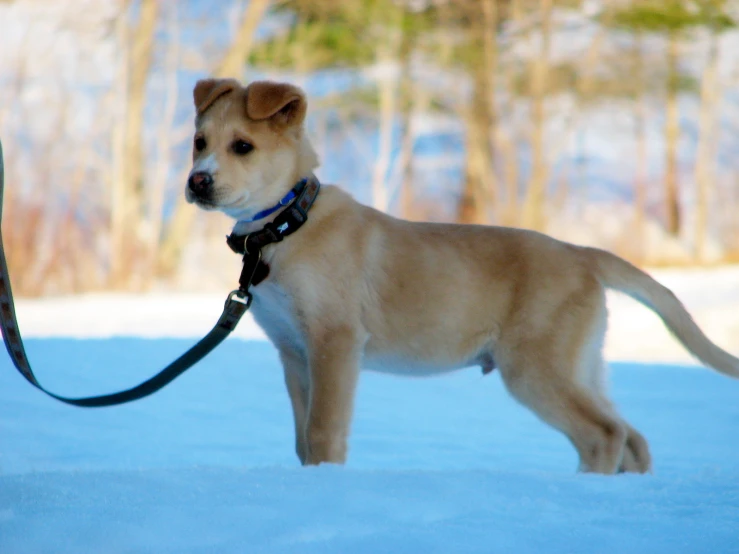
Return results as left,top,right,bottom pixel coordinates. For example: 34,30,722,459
0,138,320,407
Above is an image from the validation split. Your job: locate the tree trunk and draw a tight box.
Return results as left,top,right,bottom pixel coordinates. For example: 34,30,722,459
521,0,552,231
633,30,648,263
215,0,271,78
109,3,130,287
694,35,720,263
563,9,607,224
664,32,681,237
371,52,399,213
371,4,405,213
143,4,181,287
458,0,497,224
157,0,270,277
398,130,415,219
109,0,158,287
125,0,158,216
500,0,523,225
498,133,519,226
396,44,423,220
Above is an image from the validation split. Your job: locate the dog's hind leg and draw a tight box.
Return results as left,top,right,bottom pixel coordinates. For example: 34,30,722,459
584,355,652,473
617,421,651,473
500,360,628,474
496,284,629,474
578,313,652,474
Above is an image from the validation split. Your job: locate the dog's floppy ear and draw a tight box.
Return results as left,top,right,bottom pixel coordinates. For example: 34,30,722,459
193,78,240,115
245,81,307,127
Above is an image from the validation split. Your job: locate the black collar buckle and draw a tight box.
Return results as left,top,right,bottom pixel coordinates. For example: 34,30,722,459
226,174,321,289
226,174,321,257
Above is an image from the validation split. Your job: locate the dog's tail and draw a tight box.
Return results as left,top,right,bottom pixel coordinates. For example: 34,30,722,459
584,246,739,378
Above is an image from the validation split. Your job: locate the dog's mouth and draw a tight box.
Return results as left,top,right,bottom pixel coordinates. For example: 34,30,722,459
193,195,215,206
186,190,212,208
186,186,248,215
185,186,219,210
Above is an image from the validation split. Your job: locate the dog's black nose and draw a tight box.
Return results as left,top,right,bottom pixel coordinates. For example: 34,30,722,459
188,172,213,197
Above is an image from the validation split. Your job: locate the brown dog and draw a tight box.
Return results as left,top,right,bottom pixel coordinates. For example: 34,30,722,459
186,78,739,474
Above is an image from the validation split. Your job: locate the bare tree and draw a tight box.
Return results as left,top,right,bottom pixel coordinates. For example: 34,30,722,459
370,9,403,213
663,30,681,237
632,28,649,263
694,33,721,262
142,3,185,286
109,0,159,287
157,0,272,277
458,0,498,224
521,0,553,231
215,0,271,78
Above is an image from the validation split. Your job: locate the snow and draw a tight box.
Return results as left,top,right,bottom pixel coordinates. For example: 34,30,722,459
2,267,739,552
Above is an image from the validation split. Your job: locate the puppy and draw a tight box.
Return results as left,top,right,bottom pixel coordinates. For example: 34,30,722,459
186,78,739,474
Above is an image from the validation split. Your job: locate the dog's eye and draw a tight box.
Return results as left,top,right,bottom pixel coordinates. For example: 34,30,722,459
194,136,206,151
231,140,253,156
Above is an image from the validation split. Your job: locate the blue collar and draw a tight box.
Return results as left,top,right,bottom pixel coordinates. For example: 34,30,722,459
239,179,307,223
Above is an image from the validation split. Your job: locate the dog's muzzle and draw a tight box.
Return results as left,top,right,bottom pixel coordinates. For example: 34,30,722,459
188,171,213,199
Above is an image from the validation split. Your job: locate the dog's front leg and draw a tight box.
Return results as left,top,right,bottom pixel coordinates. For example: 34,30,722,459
304,325,363,465
278,347,310,464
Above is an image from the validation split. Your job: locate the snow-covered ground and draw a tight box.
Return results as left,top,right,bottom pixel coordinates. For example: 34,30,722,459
2,267,739,552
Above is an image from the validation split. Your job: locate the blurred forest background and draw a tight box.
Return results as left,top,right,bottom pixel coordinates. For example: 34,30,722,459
2,0,739,296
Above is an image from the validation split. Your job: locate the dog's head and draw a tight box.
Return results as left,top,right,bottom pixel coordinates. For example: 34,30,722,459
186,79,318,220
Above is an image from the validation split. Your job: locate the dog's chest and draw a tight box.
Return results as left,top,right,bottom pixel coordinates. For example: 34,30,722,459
250,281,304,348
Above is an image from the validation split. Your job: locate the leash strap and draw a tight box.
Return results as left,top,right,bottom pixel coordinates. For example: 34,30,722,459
0,138,251,407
